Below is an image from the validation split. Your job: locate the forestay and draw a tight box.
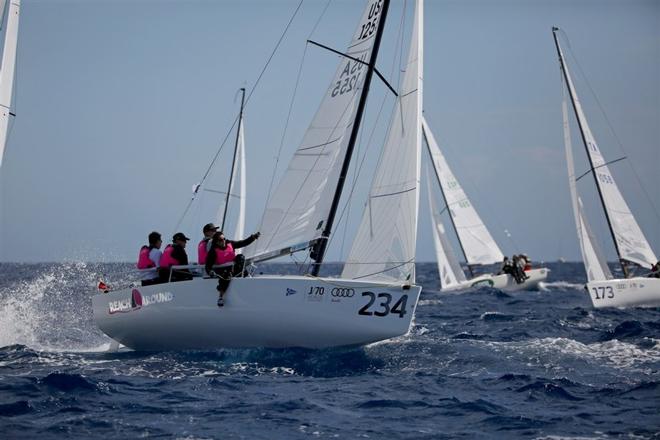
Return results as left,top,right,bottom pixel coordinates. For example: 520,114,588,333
558,40,656,269
425,165,467,288
341,0,423,282
562,85,612,282
246,0,386,259
0,0,19,168
422,117,503,266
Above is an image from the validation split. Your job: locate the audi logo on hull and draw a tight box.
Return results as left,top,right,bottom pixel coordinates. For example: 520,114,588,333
331,288,355,298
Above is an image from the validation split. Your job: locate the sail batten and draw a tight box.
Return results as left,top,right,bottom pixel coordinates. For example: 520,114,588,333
422,117,504,266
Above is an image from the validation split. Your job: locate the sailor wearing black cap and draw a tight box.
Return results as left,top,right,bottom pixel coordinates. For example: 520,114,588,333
159,232,193,282
198,223,219,265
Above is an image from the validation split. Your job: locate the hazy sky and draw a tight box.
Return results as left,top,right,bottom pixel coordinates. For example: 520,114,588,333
0,0,658,264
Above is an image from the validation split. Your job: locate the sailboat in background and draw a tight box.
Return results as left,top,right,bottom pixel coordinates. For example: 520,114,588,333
0,0,20,168
93,0,424,349
554,27,659,308
423,117,548,292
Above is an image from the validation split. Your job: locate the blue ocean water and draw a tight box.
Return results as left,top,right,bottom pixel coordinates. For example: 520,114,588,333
0,262,658,439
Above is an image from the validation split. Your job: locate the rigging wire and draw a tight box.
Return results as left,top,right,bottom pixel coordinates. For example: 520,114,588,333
174,0,305,232
261,0,333,220
558,29,660,226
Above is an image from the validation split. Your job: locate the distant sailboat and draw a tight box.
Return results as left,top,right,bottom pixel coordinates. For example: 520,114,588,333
554,27,659,308
423,117,549,292
0,0,19,168
93,0,424,349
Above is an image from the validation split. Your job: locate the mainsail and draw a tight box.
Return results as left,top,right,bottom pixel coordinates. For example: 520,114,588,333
562,83,612,282
0,0,19,168
342,0,423,282
555,33,656,269
422,117,504,266
425,165,467,288
247,0,387,259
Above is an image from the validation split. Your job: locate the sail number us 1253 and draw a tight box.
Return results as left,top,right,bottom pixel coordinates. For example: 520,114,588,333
358,292,408,318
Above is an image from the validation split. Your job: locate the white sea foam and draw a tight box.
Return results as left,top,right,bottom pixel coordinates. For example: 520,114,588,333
539,281,584,291
0,262,108,352
418,299,443,306
479,337,660,374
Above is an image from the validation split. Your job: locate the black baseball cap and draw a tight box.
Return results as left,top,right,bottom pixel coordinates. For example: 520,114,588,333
172,232,191,242
203,223,219,233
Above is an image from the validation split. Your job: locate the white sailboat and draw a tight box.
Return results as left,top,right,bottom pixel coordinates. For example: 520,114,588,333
93,0,424,350
554,27,659,308
0,0,20,168
423,117,548,292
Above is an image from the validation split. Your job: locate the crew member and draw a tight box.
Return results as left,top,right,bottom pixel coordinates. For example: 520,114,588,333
159,232,193,282
137,231,163,286
206,230,260,307
198,223,219,265
498,256,513,276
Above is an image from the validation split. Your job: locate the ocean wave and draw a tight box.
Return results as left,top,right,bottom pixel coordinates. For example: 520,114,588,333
0,262,108,352
539,281,584,291
477,337,660,376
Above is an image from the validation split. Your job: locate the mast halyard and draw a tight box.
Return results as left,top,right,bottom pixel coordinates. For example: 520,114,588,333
552,27,629,277
310,0,391,276
221,87,246,232
423,126,474,278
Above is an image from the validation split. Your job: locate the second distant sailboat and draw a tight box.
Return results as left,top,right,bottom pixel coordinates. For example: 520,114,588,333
423,117,549,292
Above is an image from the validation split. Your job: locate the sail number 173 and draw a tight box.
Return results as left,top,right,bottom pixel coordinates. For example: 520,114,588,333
591,286,614,300
358,292,408,318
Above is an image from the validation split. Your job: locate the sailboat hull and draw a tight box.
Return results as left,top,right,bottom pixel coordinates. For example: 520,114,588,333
92,275,421,350
441,268,549,293
586,277,660,308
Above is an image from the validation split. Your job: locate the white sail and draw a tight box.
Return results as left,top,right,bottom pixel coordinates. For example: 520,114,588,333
425,165,467,288
558,40,656,269
233,114,246,241
578,198,613,282
214,109,246,244
563,84,612,282
422,117,503,266
0,0,19,168
247,0,386,258
342,0,423,282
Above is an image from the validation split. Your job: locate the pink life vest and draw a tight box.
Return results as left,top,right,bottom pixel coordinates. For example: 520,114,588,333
137,246,155,269
214,243,236,265
160,244,179,269
198,239,210,265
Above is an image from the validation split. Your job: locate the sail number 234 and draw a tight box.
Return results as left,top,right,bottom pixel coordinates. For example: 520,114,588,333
358,292,408,318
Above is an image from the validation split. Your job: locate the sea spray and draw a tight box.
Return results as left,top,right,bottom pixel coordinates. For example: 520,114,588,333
0,262,108,351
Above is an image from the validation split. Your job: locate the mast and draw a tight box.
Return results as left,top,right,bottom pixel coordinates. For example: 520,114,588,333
552,27,628,277
423,127,474,278
221,87,245,232
310,0,391,276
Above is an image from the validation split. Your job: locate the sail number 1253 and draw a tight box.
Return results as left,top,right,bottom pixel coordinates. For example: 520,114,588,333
358,292,408,318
